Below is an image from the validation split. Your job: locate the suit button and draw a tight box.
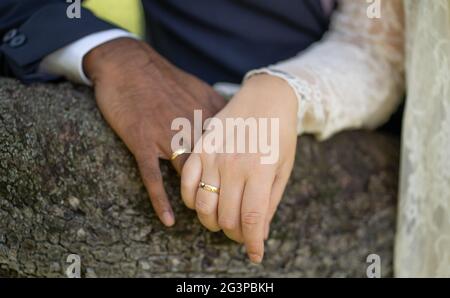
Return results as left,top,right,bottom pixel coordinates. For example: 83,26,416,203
9,34,26,48
3,28,18,43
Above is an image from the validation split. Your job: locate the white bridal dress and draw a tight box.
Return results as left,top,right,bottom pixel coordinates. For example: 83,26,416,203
246,0,450,277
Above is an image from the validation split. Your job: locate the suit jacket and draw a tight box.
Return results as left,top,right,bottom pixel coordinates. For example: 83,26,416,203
0,0,332,84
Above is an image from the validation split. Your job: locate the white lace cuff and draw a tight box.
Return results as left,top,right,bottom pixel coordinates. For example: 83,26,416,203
244,67,326,135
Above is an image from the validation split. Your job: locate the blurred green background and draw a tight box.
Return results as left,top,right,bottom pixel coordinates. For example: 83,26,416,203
83,0,144,37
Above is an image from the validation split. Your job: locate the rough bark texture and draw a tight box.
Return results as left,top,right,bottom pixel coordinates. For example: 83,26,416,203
0,78,399,277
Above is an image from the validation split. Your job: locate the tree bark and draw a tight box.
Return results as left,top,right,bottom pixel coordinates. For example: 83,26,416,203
0,78,399,277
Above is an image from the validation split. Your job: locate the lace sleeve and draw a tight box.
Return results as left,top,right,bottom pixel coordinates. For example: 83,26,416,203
245,0,405,140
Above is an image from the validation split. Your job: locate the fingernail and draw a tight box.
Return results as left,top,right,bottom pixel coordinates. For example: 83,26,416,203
162,211,175,227
249,253,263,264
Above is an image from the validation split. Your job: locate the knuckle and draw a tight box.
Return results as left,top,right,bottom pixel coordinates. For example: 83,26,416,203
242,211,262,227
224,230,244,244
218,216,238,230
226,153,247,163
199,151,217,166
199,216,221,233
126,122,151,148
204,224,221,233
143,166,162,183
181,171,196,189
182,196,195,210
124,120,143,137
233,237,244,244
196,198,215,215
222,153,258,171
150,194,168,208
180,187,195,210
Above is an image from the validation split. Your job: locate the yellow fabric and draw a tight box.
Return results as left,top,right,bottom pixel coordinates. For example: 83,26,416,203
83,0,144,37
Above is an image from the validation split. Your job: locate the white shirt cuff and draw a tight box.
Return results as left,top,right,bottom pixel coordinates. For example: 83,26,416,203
39,29,138,85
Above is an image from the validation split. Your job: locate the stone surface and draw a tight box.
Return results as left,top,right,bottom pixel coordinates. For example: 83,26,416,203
0,78,399,277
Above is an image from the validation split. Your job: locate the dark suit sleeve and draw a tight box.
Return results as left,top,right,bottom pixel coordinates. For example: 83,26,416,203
0,0,118,83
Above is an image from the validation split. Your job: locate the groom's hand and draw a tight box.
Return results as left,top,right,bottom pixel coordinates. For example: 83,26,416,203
83,38,226,227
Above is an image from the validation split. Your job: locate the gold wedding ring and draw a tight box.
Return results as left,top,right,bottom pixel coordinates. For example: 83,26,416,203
199,182,220,194
170,148,188,161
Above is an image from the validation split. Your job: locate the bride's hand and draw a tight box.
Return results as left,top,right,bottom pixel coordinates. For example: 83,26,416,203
181,74,298,263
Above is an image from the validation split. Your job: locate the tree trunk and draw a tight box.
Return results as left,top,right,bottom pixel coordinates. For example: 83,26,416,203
0,78,399,277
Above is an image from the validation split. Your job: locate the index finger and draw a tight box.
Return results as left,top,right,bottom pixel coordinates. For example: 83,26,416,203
136,154,175,227
241,176,272,263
